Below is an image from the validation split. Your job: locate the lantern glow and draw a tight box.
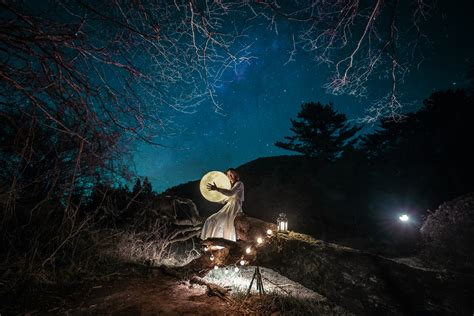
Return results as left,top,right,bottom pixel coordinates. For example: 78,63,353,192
277,213,288,233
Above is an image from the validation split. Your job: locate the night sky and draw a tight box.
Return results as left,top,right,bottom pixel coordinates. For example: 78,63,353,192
133,1,474,193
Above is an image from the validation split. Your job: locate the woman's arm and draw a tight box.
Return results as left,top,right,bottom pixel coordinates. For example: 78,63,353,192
207,181,242,197
216,182,242,197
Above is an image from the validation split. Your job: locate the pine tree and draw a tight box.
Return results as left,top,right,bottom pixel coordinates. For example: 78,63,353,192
132,178,142,195
275,102,361,162
142,177,153,196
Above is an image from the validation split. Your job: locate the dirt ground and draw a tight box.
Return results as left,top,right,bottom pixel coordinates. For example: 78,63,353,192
63,272,233,315
20,265,343,315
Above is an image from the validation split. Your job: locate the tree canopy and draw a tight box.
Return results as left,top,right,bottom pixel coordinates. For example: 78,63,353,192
275,102,361,162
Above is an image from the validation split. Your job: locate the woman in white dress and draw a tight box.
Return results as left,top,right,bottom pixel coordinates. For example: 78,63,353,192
200,168,244,242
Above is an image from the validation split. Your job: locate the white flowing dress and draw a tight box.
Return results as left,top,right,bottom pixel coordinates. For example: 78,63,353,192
200,181,245,242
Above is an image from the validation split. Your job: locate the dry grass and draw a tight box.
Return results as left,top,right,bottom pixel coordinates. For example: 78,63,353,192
202,265,352,315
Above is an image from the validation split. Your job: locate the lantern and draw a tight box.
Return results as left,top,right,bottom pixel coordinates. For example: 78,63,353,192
277,213,288,233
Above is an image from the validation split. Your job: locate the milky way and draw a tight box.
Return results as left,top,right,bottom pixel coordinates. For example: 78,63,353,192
133,1,474,193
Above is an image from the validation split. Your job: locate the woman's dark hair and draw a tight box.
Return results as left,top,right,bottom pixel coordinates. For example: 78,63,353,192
225,168,240,181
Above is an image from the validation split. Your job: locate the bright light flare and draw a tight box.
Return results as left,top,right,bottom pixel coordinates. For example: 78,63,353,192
256,237,263,244
245,247,251,254
399,214,409,222
240,260,245,266
266,229,273,236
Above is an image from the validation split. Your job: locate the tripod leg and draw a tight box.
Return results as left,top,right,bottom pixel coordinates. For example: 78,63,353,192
246,268,257,297
257,279,261,295
257,267,265,295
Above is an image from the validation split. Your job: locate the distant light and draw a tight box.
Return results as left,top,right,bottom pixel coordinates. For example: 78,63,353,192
245,247,251,254
399,214,409,222
266,229,273,236
214,265,218,270
210,254,215,261
234,267,239,272
240,260,245,266
257,237,263,244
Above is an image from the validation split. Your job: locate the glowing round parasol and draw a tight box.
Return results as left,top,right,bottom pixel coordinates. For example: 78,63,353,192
199,171,231,202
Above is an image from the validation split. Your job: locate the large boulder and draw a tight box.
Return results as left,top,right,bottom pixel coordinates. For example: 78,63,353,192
179,214,473,315
147,195,202,227
256,231,474,315
420,192,474,272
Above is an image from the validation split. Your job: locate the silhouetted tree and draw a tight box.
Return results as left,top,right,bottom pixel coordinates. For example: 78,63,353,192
275,102,361,162
142,177,153,196
132,178,142,196
360,89,474,234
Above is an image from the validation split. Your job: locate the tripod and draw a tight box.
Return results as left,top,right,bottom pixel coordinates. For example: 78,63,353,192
246,266,265,297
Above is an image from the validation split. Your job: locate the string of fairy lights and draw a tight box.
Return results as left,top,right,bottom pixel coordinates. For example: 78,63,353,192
203,213,289,275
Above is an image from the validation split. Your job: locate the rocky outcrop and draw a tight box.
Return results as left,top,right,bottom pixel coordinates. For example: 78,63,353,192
180,215,473,315
420,192,474,272
256,231,474,315
146,195,202,227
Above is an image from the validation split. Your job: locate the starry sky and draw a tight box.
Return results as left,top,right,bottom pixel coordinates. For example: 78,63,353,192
132,0,474,193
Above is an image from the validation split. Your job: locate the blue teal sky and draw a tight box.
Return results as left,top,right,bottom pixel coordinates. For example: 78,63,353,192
132,1,474,193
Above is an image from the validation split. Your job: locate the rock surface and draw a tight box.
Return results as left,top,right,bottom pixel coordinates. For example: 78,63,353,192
420,192,474,272
185,214,473,315
255,231,474,315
